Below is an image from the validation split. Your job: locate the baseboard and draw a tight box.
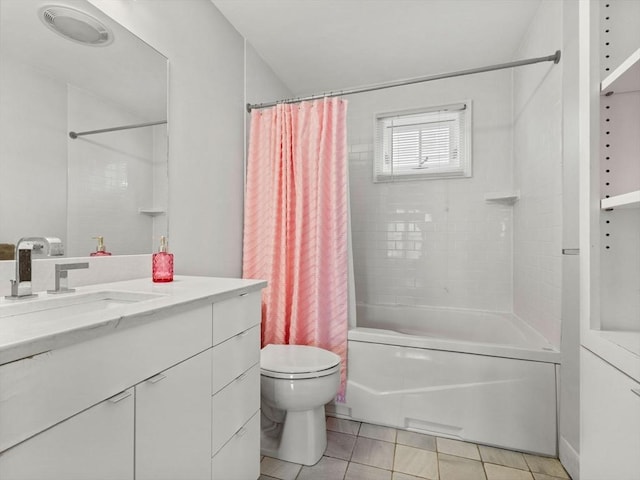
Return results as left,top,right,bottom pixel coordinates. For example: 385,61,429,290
559,435,580,480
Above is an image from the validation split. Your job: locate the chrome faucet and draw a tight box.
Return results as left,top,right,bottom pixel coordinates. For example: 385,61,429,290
6,237,64,299
48,262,89,294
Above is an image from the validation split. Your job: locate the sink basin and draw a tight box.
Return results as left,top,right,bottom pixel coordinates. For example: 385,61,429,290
0,291,164,320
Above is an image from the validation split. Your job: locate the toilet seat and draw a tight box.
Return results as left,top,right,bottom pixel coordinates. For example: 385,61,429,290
261,344,341,380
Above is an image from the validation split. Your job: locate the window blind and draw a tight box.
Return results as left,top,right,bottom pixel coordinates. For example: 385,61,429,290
374,102,471,182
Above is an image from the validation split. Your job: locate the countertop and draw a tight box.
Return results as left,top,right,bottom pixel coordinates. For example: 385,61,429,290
0,275,266,366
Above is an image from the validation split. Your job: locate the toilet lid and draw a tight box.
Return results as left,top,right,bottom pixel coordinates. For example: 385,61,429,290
261,344,341,375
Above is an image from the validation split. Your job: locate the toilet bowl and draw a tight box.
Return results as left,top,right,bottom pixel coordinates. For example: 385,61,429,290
260,344,341,466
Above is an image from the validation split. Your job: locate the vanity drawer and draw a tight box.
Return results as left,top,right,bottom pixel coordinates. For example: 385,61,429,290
211,364,260,455
212,292,261,346
211,325,260,394
211,411,259,480
0,303,212,453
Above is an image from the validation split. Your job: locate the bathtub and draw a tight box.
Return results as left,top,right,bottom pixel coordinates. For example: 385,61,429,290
328,304,561,456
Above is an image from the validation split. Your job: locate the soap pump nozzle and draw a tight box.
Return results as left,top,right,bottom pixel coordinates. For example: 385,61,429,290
94,236,105,252
90,236,111,256
158,235,168,253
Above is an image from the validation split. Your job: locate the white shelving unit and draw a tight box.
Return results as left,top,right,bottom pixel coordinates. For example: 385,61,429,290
580,3,640,478
582,7,640,378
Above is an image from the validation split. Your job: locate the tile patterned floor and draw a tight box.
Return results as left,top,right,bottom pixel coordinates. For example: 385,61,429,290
259,417,571,480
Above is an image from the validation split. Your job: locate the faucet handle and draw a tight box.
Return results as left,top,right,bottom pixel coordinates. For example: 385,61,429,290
47,262,89,294
56,262,89,272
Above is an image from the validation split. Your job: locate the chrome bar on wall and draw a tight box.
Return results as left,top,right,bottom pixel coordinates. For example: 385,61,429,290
69,120,167,139
246,50,561,112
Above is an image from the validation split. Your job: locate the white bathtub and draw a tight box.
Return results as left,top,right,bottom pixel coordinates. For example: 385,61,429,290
329,304,561,456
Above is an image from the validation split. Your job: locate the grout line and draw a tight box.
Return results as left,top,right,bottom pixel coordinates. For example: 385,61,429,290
270,423,569,480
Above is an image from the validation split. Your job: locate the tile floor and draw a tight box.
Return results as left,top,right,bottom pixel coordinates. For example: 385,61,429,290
259,417,571,480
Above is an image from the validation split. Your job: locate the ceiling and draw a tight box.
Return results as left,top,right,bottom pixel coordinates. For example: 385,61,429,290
213,0,542,97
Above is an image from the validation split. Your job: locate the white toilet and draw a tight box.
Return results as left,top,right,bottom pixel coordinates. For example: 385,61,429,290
260,344,341,466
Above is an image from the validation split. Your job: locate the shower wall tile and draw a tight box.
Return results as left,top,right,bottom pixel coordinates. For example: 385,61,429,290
512,0,563,348
349,146,513,312
347,72,514,313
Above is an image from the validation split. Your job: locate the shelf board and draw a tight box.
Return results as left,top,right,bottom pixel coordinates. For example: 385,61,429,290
600,190,640,210
484,191,520,205
601,47,640,95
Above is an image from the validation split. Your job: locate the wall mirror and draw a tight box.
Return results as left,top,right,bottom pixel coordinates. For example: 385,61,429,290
0,0,168,258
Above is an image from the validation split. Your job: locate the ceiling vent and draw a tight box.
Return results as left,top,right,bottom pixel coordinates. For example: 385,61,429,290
39,6,113,46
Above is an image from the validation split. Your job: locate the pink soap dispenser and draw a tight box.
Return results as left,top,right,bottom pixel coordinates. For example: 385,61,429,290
90,236,112,256
152,236,174,283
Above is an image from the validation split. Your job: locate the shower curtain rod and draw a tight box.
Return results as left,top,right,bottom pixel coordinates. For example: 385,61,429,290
246,50,561,112
69,120,167,139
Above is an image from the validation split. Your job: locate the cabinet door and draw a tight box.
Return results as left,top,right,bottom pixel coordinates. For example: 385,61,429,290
582,347,640,479
0,388,134,480
135,349,212,480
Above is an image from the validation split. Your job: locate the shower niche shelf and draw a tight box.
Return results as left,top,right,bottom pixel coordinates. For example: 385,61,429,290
138,208,166,217
483,191,520,205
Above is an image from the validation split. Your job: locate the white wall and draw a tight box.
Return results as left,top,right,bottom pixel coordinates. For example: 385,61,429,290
512,0,564,348
347,71,514,311
88,0,246,277
245,42,292,109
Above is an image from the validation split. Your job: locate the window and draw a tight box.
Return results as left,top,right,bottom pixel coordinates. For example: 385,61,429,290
374,102,471,182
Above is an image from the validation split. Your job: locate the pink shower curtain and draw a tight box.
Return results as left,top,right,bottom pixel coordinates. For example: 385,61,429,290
243,97,349,400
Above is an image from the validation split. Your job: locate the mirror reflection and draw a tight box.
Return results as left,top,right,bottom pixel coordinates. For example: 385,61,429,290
0,0,168,258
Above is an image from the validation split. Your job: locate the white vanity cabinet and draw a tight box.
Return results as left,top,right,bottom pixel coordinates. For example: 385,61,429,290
0,388,135,480
0,277,265,480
